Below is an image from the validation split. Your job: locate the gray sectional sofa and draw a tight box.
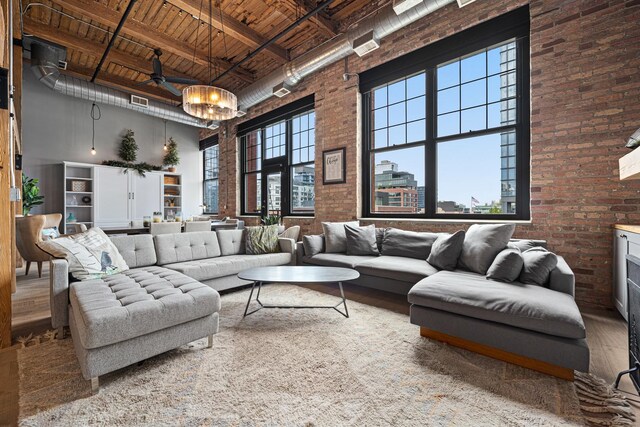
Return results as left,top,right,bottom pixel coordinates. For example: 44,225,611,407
297,230,589,379
50,230,295,389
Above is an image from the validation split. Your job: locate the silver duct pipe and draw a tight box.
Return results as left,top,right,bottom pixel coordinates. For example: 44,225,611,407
237,0,456,111
30,42,211,128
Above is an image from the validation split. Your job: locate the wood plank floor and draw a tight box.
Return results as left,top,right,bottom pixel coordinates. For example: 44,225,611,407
9,263,640,416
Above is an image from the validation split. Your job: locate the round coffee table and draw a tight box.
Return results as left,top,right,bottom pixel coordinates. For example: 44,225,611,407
238,266,360,318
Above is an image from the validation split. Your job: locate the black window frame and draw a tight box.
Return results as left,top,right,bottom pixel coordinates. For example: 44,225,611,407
360,6,530,221
201,134,220,215
239,95,316,217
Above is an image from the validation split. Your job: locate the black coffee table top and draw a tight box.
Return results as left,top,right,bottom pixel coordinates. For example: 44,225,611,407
238,266,360,283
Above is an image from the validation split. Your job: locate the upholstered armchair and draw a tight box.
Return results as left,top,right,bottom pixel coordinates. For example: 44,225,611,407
15,213,63,277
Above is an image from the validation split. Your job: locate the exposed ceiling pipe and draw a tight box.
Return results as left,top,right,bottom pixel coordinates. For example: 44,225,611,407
30,41,212,129
91,0,137,82
236,0,456,112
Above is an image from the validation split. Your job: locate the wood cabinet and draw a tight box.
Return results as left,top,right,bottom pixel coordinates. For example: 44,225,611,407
613,226,640,320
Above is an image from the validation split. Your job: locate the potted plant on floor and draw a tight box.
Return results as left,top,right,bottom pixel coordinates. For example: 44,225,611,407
22,174,44,216
163,137,180,173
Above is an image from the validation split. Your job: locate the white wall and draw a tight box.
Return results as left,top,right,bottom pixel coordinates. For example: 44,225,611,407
21,64,203,219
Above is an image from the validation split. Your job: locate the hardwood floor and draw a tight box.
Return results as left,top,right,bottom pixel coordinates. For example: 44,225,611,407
9,264,640,415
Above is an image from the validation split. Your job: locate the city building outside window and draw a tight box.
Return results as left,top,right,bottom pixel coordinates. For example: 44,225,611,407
360,13,529,220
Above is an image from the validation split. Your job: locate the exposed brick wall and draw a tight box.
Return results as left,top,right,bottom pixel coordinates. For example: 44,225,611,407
202,0,640,309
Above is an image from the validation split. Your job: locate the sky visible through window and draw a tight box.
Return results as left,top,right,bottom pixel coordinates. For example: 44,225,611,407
372,40,516,209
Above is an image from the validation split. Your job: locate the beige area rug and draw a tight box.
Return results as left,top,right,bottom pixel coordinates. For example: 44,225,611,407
16,284,634,426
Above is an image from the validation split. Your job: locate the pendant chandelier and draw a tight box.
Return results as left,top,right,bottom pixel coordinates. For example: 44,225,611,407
182,0,237,121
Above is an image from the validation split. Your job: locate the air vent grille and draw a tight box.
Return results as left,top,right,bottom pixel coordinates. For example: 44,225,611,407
130,94,149,108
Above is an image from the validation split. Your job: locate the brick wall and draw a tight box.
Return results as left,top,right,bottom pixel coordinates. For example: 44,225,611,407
203,0,640,309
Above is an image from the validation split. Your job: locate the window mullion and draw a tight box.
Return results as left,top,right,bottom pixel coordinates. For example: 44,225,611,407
426,68,437,218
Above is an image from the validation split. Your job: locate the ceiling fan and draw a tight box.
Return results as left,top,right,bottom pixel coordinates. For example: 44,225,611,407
136,49,199,97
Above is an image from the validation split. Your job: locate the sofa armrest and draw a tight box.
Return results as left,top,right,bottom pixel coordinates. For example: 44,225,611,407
50,259,70,329
278,237,296,265
296,242,306,265
549,256,575,297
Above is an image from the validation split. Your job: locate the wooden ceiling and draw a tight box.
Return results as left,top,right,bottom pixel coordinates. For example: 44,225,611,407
22,0,390,104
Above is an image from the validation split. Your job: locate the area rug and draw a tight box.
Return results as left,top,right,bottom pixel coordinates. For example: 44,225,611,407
16,284,635,426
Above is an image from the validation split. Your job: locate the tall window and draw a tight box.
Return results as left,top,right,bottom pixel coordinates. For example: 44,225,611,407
239,96,315,216
361,9,529,220
203,144,219,214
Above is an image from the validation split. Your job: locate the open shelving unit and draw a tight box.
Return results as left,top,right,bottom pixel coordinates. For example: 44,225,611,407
63,162,95,233
162,173,182,220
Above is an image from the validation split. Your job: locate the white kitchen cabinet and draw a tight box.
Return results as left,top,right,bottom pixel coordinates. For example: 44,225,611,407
613,226,640,321
130,172,163,220
94,165,130,228
66,162,179,229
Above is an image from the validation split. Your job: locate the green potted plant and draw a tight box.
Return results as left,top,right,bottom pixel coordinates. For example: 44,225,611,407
22,174,44,216
119,129,138,162
261,213,284,234
163,137,180,172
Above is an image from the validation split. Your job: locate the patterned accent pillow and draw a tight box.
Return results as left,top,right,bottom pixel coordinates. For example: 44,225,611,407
37,227,129,281
245,225,280,255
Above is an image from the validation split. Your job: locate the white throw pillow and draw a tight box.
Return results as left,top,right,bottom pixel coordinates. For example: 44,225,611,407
37,227,129,280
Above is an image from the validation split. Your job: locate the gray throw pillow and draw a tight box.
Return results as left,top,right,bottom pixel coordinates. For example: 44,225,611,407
381,228,439,260
519,247,558,287
322,221,359,253
458,223,516,274
486,248,524,282
427,230,465,271
303,234,325,257
345,224,379,256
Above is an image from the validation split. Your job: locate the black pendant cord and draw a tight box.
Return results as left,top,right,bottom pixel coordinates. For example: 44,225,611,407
208,0,212,83
163,119,168,151
209,0,336,85
91,103,102,152
91,0,138,82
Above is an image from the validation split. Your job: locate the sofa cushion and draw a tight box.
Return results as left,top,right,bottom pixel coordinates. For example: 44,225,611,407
164,253,292,281
381,228,439,260
303,253,376,269
70,266,220,349
427,230,465,271
356,256,439,283
519,247,558,287
217,230,245,255
508,239,547,252
408,270,585,339
110,235,157,268
486,248,524,282
322,221,359,253
345,224,379,256
458,224,515,275
154,232,221,265
303,234,325,257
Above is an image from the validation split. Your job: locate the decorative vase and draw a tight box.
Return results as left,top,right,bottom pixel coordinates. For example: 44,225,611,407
168,167,176,173
67,212,77,223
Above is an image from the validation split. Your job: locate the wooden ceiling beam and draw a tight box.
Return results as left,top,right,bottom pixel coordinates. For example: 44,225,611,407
46,0,255,83
24,17,199,86
167,0,289,61
291,0,337,36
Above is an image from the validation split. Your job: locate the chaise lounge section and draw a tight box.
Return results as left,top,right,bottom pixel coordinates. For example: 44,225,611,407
296,226,589,379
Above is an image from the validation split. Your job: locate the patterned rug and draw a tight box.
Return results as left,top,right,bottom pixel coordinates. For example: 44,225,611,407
16,284,635,426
